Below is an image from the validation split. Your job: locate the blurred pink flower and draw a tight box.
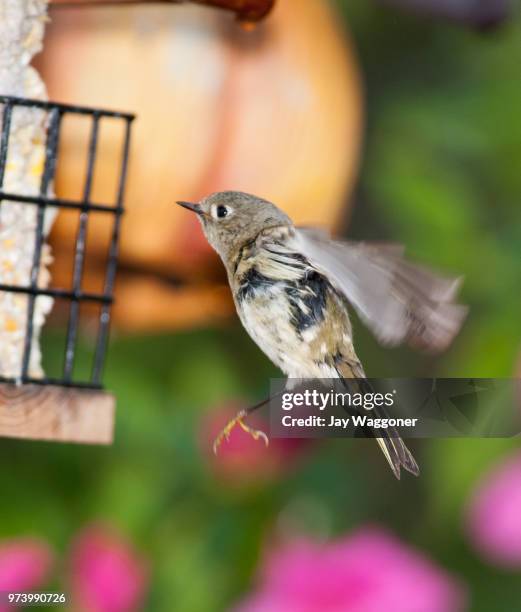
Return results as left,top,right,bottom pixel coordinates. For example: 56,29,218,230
466,451,521,567
235,527,465,612
200,402,310,483
0,538,53,605
70,525,148,612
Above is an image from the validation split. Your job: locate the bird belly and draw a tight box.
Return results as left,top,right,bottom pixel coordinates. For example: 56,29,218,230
238,286,302,374
237,284,338,378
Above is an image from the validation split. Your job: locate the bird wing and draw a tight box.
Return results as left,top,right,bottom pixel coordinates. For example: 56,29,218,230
295,228,467,353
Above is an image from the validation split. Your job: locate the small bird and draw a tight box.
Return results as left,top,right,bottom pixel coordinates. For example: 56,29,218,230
177,191,466,478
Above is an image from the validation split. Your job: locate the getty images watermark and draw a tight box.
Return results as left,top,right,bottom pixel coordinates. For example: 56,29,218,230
279,387,419,431
268,379,521,438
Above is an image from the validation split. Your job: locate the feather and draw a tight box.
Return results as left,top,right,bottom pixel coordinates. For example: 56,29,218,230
295,228,467,353
337,369,419,479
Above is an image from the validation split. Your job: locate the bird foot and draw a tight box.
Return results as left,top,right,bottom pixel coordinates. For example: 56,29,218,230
213,410,269,455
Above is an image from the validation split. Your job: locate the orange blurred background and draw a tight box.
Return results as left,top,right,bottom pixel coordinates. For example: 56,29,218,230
39,0,363,330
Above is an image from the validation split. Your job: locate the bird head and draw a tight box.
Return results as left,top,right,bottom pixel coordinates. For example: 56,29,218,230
177,191,292,264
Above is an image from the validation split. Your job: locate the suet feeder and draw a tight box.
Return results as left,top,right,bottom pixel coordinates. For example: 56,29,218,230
0,96,133,444
0,0,273,445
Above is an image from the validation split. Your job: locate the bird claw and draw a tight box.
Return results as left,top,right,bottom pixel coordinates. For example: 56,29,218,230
238,417,269,447
213,411,270,455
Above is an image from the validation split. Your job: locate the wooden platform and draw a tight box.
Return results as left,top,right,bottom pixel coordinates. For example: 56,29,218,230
0,383,115,444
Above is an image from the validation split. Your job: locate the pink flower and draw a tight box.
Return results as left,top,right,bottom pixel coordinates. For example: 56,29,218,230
70,525,148,612
466,451,521,567
200,402,309,484
235,527,465,612
0,538,53,605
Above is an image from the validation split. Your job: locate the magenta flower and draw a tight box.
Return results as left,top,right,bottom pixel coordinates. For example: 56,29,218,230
0,538,53,604
466,451,521,567
235,527,465,612
70,525,148,612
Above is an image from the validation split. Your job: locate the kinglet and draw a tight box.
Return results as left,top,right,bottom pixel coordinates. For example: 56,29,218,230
177,191,466,478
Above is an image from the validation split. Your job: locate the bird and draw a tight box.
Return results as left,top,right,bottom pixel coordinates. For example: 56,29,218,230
177,191,467,478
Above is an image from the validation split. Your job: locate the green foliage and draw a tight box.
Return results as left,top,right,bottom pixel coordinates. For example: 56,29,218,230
2,4,521,610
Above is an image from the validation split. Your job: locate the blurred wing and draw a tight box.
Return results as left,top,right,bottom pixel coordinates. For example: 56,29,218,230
296,228,467,352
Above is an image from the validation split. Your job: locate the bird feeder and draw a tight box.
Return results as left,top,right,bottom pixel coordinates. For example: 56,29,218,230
0,0,273,444
0,96,133,444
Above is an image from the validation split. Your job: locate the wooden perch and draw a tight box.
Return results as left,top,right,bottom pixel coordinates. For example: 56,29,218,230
0,384,115,445
49,0,276,22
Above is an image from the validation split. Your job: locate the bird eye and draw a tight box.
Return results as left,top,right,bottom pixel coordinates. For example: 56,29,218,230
212,204,231,220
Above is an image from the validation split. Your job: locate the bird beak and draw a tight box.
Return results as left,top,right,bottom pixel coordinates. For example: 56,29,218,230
176,200,203,215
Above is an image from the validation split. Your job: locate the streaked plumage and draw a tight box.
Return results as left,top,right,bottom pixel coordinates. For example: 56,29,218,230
177,191,467,478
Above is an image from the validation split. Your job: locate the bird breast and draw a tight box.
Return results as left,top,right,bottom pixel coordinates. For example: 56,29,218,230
232,244,353,378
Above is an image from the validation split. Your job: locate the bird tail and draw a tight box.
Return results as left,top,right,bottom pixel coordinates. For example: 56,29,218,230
339,376,419,479
375,433,419,480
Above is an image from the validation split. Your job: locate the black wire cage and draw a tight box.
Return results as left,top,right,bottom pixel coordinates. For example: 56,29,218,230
0,95,134,442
